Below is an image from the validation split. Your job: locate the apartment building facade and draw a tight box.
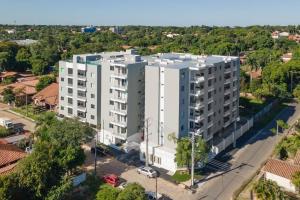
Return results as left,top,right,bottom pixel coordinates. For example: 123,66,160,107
59,50,147,148
140,53,240,172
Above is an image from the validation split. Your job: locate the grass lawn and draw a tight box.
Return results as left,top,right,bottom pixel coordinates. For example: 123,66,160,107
12,104,45,121
239,96,269,117
171,170,204,183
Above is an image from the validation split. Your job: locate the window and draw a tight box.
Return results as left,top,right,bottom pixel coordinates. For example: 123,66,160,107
77,111,86,118
68,98,73,105
68,108,73,114
78,90,86,97
121,104,126,110
109,89,113,93
61,77,64,82
121,128,126,134
91,104,95,109
68,68,73,75
109,100,114,105
91,115,95,119
109,123,114,128
181,85,185,92
77,101,86,108
61,96,64,100
68,88,73,94
181,72,185,79
68,78,73,85
91,94,95,98
61,106,64,110
91,72,95,77
110,66,114,71
77,70,86,77
181,125,184,131
208,68,212,74
78,80,86,87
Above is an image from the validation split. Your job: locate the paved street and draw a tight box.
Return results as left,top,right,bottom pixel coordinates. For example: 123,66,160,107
194,102,300,200
0,102,36,132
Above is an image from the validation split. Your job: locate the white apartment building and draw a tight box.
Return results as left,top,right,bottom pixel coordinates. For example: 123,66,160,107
140,53,240,172
59,50,147,149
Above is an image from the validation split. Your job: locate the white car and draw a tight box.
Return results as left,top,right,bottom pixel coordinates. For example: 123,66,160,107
118,182,128,190
137,166,157,178
145,191,162,200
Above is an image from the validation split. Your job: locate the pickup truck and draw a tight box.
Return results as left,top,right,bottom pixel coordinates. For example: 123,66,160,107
0,118,14,129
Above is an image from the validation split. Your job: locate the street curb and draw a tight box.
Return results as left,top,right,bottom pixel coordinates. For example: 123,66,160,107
5,109,36,123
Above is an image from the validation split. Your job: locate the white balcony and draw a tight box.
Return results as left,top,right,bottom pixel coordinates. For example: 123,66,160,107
110,120,127,128
224,99,231,105
111,73,127,80
224,110,231,116
223,120,231,128
110,96,127,103
224,68,231,73
190,90,204,97
224,79,231,84
110,85,127,92
191,76,205,84
110,108,127,116
190,102,204,110
224,88,231,95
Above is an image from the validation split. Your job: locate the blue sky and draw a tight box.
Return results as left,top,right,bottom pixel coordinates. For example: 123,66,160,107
0,0,299,26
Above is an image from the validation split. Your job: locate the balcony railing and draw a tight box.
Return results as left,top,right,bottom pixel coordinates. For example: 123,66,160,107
190,76,205,84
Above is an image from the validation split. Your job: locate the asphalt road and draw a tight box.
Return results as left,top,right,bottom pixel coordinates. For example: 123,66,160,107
194,102,300,200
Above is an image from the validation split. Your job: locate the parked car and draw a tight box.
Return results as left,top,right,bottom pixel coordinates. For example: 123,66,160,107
117,181,128,190
137,166,157,178
103,174,119,187
145,191,163,200
91,146,107,156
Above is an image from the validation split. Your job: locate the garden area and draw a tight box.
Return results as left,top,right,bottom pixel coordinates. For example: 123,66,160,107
12,104,46,121
239,96,270,117
0,125,13,138
171,170,204,183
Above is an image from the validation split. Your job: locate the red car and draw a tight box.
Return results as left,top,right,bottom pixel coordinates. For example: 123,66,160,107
103,174,119,187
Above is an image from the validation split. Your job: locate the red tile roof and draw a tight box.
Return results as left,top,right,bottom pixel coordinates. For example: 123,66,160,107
0,163,17,175
0,79,38,95
294,151,300,165
263,159,300,180
33,83,58,106
0,144,26,167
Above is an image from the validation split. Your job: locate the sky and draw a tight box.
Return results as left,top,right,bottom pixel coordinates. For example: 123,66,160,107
0,0,299,26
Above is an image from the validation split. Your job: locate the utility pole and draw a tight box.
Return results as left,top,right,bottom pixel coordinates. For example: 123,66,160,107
191,131,195,187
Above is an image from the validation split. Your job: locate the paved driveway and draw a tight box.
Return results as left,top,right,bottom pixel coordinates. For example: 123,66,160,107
0,103,36,132
82,144,194,200
195,102,300,200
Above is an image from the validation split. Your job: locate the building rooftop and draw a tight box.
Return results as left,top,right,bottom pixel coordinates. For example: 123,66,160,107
144,53,239,69
0,144,26,167
33,82,59,106
263,159,300,180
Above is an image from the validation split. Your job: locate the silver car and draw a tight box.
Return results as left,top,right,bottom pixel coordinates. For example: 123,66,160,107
137,166,157,178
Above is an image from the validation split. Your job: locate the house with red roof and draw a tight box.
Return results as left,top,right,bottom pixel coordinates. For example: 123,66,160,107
263,159,300,193
32,83,59,111
0,144,27,175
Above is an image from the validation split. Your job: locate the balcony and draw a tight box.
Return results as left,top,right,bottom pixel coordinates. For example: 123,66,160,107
110,84,127,92
190,90,204,97
224,109,231,116
110,120,127,128
77,75,86,80
207,121,214,128
224,99,231,105
110,96,127,103
208,86,214,92
110,108,127,116
224,88,231,95
77,106,87,112
111,73,127,80
224,68,231,73
190,115,204,123
190,102,204,110
223,120,231,128
208,110,214,116
190,76,205,84
224,79,231,85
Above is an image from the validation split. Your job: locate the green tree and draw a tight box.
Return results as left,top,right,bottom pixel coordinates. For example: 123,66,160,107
117,183,146,200
16,47,32,72
293,85,300,101
36,75,56,91
175,136,209,169
254,179,287,200
96,185,120,200
1,87,15,104
30,58,48,75
292,171,300,193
